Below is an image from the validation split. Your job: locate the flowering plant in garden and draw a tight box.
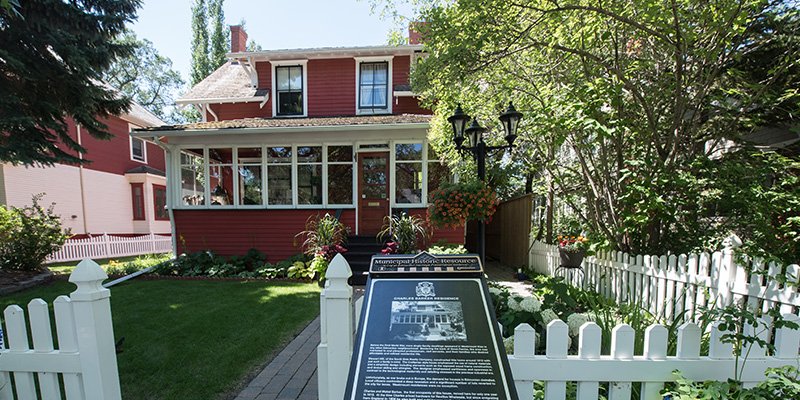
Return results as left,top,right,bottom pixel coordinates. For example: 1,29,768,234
428,181,498,228
557,235,588,253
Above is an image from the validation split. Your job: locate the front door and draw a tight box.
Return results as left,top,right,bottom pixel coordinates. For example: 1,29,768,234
358,152,389,235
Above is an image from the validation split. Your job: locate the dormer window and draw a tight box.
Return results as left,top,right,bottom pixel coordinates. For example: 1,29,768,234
355,56,393,115
359,62,388,110
272,60,308,117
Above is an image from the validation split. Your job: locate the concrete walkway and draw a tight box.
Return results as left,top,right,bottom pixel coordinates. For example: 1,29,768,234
234,261,531,400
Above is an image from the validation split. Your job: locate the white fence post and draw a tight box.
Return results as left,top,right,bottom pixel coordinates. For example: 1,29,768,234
317,254,353,400
69,259,122,400
718,234,743,306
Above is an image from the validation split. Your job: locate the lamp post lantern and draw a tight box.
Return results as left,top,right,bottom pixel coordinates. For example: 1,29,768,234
448,102,523,264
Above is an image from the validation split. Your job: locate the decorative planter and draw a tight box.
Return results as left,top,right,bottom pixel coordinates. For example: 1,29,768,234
558,249,585,268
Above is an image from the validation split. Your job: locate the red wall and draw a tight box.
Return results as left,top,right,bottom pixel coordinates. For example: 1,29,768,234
173,209,356,261
394,97,431,115
62,115,166,175
308,58,355,117
209,102,270,120
393,55,411,87
406,208,465,246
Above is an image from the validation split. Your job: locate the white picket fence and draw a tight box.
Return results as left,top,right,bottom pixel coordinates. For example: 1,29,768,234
0,259,121,400
529,236,800,323
46,233,172,263
317,255,800,400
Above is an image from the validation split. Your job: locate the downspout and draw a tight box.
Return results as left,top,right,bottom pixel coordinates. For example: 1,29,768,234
76,124,89,234
151,136,178,257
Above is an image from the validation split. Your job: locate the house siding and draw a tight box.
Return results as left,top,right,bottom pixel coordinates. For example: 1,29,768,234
173,209,357,261
209,102,270,121
308,58,356,117
405,208,465,245
394,97,431,115
393,55,411,87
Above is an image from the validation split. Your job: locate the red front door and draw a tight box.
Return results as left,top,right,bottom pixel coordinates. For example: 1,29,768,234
358,152,389,235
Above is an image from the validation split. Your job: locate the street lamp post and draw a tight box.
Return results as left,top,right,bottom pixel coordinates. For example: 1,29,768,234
447,102,523,264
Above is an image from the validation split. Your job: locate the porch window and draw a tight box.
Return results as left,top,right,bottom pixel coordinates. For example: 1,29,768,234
395,143,423,204
427,146,450,202
153,184,168,220
180,149,205,206
238,147,263,205
327,145,353,205
267,146,292,205
209,148,234,206
276,66,303,116
297,146,322,205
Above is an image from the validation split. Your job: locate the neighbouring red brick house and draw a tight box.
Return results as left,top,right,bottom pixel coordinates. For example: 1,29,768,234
1,98,169,237
133,25,463,268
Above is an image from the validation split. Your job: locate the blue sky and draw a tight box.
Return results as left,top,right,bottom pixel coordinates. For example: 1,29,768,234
130,0,410,85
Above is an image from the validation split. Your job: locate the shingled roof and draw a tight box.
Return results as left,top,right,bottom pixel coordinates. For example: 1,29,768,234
133,114,431,133
177,62,267,103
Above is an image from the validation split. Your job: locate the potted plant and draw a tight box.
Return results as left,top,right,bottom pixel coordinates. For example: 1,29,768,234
295,214,348,283
428,181,498,229
378,213,430,254
557,235,588,268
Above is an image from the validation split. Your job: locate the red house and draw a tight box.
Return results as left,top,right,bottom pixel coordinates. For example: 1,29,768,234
133,26,463,269
1,99,169,237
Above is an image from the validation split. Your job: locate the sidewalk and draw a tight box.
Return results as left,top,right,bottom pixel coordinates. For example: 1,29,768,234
234,260,531,400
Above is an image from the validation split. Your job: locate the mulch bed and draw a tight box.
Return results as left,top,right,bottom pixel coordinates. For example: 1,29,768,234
0,268,54,296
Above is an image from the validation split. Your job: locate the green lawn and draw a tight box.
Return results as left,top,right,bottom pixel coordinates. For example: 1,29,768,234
0,278,320,400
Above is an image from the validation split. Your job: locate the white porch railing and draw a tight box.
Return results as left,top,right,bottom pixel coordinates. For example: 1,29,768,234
317,255,800,400
529,236,800,323
46,233,172,264
0,259,122,400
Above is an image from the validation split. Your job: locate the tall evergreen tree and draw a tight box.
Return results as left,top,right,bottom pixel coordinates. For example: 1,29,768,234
208,0,227,70
0,0,140,166
190,0,210,85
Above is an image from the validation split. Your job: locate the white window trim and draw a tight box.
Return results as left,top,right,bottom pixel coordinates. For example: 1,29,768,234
271,60,309,118
129,135,147,163
355,56,393,115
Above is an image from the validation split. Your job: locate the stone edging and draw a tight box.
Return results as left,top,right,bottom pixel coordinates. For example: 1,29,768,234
0,270,54,296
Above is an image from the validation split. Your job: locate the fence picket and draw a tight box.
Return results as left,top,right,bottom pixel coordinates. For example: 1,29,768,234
46,234,173,264
708,322,734,360
544,321,568,400
774,313,800,359
608,324,634,400
4,305,36,399
575,323,601,400
641,325,668,399
54,296,84,400
28,299,62,399
513,324,536,400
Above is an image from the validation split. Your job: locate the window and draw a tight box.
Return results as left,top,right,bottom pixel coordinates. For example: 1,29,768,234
238,148,263,205
327,145,353,205
276,65,303,116
180,149,205,206
359,62,388,110
427,146,450,202
297,146,322,205
131,183,145,220
131,137,146,162
153,185,168,220
209,148,234,206
267,146,292,205
395,143,423,204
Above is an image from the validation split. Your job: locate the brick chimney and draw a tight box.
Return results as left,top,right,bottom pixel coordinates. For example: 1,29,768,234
408,22,428,45
230,25,248,52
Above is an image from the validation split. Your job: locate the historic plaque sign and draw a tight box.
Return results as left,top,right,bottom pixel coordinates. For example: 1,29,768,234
344,252,518,400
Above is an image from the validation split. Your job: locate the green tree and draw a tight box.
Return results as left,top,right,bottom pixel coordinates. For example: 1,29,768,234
190,0,210,85
209,0,227,69
0,0,140,166
384,0,800,260
104,30,185,123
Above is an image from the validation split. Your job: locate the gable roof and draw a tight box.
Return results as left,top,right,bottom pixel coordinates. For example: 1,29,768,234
132,114,431,135
177,62,266,104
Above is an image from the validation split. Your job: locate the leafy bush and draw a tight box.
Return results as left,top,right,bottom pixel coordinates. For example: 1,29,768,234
0,195,69,271
296,213,348,258
664,366,800,399
106,253,172,275
378,212,430,254
426,242,468,255
154,248,285,278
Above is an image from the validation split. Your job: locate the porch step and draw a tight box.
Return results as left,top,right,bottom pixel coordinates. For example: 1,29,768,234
343,236,386,285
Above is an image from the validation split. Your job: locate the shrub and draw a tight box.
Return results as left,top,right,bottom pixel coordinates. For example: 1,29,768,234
426,242,468,255
0,195,69,271
296,213,348,258
106,253,172,275
378,213,430,254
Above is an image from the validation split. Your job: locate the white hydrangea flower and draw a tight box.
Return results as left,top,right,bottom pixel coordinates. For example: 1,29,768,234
503,336,514,354
489,287,502,296
506,297,522,312
519,296,542,313
566,313,591,336
540,308,559,326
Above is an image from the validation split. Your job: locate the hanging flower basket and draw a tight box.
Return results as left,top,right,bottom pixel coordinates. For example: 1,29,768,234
428,181,498,229
558,248,585,268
